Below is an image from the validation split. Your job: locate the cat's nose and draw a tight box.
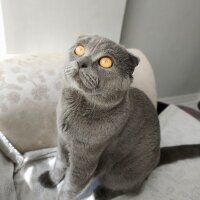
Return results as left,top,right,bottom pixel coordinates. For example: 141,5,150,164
77,56,91,69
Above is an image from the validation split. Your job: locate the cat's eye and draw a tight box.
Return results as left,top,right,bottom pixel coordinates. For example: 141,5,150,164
74,45,85,56
99,57,113,68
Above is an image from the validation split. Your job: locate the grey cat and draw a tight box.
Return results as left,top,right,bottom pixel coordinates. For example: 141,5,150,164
39,35,200,200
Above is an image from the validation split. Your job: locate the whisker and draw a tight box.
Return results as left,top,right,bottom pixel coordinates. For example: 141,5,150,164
65,65,74,69
81,72,94,88
65,68,73,73
85,73,97,86
83,72,98,89
65,68,77,76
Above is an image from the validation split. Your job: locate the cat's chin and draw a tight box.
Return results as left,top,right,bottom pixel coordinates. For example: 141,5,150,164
65,74,97,95
66,76,88,94
73,71,81,82
74,81,97,95
71,76,90,93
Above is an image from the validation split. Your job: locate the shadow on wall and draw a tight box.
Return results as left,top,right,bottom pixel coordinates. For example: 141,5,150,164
121,0,200,98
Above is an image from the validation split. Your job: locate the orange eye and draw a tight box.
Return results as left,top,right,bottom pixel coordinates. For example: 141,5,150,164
74,45,85,56
99,57,113,68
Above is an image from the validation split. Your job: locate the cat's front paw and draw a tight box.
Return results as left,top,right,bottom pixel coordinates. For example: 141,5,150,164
38,170,57,189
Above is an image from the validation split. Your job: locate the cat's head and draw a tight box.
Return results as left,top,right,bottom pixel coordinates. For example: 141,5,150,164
64,35,139,95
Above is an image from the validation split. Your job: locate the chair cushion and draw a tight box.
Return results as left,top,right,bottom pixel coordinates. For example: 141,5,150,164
0,50,157,152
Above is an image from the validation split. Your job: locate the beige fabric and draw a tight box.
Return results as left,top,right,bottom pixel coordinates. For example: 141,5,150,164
0,50,157,152
129,49,157,108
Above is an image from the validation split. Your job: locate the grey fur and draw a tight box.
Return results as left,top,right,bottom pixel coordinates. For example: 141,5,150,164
39,35,160,200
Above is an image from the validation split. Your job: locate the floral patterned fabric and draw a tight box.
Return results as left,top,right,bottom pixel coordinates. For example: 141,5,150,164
0,50,157,152
0,54,67,152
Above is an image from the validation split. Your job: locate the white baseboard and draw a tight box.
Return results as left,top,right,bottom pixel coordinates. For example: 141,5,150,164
159,93,200,110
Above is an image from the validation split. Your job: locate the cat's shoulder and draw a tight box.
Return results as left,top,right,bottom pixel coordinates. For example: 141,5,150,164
129,87,151,103
128,86,156,112
128,87,159,129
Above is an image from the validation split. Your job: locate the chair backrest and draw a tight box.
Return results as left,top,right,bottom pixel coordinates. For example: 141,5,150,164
0,50,157,152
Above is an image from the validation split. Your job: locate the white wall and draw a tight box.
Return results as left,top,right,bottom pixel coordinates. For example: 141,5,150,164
121,0,200,98
0,0,6,57
1,0,126,54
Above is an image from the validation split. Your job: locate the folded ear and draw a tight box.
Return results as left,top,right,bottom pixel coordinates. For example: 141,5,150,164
129,52,140,68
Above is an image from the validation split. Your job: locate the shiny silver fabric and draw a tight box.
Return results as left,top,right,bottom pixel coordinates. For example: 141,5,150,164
0,131,24,172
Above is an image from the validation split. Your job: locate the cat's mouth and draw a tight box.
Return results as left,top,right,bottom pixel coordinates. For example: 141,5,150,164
73,70,99,91
73,71,87,90
73,71,81,82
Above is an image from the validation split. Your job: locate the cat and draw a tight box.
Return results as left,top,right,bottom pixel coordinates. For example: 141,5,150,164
39,35,200,200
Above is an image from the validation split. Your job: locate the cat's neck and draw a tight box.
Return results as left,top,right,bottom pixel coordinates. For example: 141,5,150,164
85,90,128,110
62,88,128,111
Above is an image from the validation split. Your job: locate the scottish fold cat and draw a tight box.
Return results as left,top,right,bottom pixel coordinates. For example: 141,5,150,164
39,35,200,200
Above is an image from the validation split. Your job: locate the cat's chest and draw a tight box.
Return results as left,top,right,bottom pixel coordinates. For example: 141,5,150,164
59,103,128,145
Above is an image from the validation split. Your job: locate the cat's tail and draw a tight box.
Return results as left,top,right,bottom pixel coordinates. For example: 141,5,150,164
158,144,200,166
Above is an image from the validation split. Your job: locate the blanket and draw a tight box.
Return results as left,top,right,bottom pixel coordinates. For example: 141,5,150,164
0,105,200,200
